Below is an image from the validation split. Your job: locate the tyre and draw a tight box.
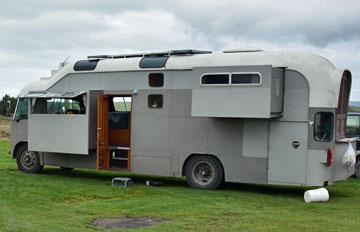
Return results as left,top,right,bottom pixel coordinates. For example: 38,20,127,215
355,156,360,178
16,144,43,173
185,155,224,189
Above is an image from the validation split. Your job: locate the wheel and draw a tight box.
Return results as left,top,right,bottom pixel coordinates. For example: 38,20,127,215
185,155,224,189
355,156,360,178
16,144,43,173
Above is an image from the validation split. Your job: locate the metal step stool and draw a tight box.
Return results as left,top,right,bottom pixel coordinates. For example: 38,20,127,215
112,177,133,187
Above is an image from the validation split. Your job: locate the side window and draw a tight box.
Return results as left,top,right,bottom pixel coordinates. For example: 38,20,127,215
149,73,164,87
314,112,334,142
346,115,360,137
112,97,131,112
201,74,229,85
14,98,29,120
231,73,261,85
148,94,163,108
110,97,131,129
32,97,85,114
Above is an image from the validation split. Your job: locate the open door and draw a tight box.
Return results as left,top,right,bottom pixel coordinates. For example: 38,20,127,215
96,95,109,170
96,94,132,171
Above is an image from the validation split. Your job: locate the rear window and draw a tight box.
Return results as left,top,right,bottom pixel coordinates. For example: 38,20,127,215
314,112,334,142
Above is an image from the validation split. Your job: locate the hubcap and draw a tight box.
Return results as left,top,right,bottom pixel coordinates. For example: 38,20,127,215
21,151,36,169
192,161,215,185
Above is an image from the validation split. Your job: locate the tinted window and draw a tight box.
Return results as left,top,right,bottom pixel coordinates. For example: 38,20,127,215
139,57,168,68
201,74,229,85
32,97,85,114
14,98,29,120
346,115,360,137
74,60,99,71
148,95,163,108
149,73,164,87
314,112,334,142
231,73,261,84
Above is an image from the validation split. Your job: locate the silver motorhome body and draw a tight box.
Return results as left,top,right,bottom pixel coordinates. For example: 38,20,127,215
11,49,356,187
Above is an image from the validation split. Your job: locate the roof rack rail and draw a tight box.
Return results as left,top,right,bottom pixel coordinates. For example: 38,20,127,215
87,49,212,60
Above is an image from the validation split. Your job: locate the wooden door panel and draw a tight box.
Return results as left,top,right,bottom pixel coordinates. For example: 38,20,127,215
96,95,109,170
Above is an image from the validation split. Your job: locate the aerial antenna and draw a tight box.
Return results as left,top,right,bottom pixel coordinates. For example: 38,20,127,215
60,56,70,67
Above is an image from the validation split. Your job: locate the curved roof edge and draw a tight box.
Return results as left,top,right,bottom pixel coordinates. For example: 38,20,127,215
19,50,347,108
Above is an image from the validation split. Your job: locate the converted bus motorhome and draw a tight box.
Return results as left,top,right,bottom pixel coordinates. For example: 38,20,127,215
10,49,357,189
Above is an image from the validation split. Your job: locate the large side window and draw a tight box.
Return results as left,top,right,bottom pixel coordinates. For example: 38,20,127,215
32,97,85,114
14,98,29,120
314,112,334,142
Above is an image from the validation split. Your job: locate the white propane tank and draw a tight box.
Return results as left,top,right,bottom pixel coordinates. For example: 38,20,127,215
304,188,329,203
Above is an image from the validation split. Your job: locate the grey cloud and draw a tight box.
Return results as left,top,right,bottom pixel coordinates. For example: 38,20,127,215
0,0,359,100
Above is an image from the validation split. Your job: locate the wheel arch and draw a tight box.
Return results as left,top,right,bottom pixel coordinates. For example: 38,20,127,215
181,153,225,178
12,141,28,159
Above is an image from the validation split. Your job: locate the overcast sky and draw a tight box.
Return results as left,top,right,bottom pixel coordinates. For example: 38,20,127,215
0,0,359,100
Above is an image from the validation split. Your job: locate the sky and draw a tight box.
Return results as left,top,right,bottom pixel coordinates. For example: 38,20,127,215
0,0,359,100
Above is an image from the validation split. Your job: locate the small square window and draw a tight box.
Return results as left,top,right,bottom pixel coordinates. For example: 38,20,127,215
149,73,164,87
148,94,163,108
314,112,334,142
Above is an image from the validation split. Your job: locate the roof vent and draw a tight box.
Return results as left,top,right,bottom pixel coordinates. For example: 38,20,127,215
88,49,212,60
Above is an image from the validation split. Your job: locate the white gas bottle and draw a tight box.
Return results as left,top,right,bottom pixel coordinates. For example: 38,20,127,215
304,188,329,203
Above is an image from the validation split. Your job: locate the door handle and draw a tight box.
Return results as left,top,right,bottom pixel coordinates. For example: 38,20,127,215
97,128,102,131
292,141,300,149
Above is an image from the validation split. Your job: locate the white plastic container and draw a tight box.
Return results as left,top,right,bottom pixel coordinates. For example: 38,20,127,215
304,188,329,203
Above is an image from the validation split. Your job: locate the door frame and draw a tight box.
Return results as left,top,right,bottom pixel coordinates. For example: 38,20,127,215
96,94,133,171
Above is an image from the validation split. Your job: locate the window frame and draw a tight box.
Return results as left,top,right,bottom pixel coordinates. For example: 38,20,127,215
200,73,230,86
31,96,86,115
148,73,164,88
314,111,334,142
230,72,262,86
346,115,360,137
148,94,163,109
200,72,263,86
13,98,29,120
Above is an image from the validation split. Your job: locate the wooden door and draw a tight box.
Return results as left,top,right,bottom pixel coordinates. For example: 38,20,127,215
96,95,109,170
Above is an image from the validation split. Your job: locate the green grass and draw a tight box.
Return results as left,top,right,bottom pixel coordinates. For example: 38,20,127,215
0,117,10,139
1,140,360,232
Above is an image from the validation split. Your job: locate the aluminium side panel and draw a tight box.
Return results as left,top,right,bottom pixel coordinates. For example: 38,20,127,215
270,68,285,115
28,114,89,154
131,89,172,176
280,70,309,122
191,65,274,118
268,121,308,185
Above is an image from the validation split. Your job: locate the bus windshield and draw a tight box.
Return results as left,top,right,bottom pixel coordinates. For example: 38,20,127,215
13,98,29,120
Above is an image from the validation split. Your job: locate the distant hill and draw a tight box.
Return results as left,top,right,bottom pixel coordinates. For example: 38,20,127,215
349,101,360,112
350,101,360,107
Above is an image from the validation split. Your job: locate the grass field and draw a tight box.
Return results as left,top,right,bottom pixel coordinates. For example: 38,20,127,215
1,140,360,231
0,117,10,140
